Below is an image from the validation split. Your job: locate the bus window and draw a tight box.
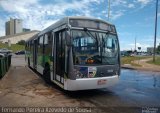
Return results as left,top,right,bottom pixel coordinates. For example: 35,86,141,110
43,33,53,65
37,36,44,66
72,30,118,65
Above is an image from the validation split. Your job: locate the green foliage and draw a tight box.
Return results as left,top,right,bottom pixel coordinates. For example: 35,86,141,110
0,42,25,52
17,40,26,45
157,44,160,54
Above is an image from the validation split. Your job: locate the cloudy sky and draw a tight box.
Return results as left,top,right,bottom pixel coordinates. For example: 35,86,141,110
0,0,160,51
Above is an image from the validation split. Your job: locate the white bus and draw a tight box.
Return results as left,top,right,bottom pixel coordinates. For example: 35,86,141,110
26,16,121,91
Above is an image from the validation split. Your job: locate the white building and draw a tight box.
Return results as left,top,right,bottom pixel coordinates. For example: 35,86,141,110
147,47,154,54
5,18,23,35
0,30,39,44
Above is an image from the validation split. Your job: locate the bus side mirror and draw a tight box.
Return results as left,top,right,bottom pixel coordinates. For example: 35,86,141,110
65,31,72,46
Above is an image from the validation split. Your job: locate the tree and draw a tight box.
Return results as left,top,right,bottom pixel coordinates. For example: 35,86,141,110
157,43,160,54
17,40,25,45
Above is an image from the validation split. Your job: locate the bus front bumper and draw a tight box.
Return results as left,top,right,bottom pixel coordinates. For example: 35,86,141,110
64,75,119,91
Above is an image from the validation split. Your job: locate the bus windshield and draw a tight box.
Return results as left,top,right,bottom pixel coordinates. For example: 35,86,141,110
72,30,119,65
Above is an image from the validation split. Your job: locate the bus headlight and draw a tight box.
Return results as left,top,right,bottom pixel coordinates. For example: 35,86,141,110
76,73,81,79
74,69,84,79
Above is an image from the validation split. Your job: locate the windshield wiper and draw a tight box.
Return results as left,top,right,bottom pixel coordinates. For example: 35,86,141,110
83,28,97,41
83,28,100,49
84,28,100,47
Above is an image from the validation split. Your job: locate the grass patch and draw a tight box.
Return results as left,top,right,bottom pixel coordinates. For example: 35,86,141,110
0,43,25,52
147,57,160,66
121,56,151,67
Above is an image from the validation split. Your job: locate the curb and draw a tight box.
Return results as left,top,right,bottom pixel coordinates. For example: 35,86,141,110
121,65,160,72
121,66,136,70
26,66,41,79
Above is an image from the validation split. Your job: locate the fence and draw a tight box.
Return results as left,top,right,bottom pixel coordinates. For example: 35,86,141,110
0,55,12,79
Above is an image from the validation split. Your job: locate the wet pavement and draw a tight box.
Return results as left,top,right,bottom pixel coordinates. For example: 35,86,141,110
68,69,160,113
0,55,160,113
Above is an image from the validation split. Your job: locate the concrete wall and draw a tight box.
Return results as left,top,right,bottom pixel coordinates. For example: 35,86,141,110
0,31,39,44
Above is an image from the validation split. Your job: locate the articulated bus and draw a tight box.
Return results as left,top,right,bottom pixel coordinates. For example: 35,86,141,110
25,16,121,91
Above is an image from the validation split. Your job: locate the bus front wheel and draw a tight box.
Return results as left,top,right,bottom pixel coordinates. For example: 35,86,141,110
28,57,30,67
43,63,51,83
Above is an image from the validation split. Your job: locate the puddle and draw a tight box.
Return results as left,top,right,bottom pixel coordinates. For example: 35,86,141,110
125,88,145,94
121,88,149,99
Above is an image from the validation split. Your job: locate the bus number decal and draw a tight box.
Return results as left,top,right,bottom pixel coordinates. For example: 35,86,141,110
88,67,97,78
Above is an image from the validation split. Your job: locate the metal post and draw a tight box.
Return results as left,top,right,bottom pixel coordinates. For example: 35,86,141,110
108,0,110,21
135,36,136,52
153,0,158,62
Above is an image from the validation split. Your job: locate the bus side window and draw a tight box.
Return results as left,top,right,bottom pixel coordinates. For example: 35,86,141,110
37,36,44,66
38,36,44,55
44,32,53,64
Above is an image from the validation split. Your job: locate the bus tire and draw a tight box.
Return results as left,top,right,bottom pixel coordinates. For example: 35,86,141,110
43,63,51,83
28,57,30,67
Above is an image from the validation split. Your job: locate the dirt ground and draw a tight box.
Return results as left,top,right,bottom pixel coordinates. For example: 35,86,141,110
0,55,103,113
122,57,160,72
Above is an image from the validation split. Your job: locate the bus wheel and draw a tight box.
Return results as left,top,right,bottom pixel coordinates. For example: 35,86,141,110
28,57,30,67
43,63,51,83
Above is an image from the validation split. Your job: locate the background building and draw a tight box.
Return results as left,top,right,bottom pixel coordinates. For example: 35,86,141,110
0,30,39,44
147,47,154,54
23,28,31,32
5,18,23,36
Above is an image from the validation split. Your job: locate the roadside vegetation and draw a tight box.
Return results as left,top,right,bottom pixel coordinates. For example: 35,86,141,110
0,42,25,52
147,57,160,66
121,56,152,67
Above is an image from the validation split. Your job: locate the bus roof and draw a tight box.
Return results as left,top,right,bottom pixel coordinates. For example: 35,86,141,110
26,33,39,43
68,16,113,25
38,16,113,36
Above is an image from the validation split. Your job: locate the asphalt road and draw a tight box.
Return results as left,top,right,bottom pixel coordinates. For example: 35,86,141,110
67,69,160,113
0,55,160,113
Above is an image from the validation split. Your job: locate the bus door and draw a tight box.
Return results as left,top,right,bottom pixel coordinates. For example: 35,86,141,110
54,30,66,85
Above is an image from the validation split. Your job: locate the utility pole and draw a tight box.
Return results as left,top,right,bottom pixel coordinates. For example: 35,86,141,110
135,36,137,52
108,0,110,21
153,0,158,62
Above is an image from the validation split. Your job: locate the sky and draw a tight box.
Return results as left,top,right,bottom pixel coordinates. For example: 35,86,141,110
0,0,160,51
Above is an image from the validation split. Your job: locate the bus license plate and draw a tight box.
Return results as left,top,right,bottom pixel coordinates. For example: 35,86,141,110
97,79,107,85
